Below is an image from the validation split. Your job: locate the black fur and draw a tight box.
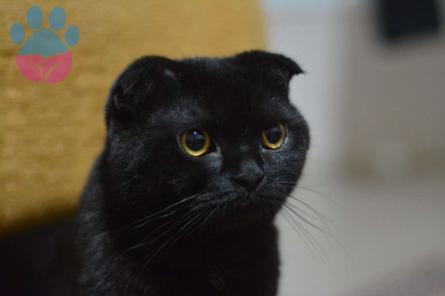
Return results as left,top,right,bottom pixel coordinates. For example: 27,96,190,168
77,50,309,295
0,50,310,296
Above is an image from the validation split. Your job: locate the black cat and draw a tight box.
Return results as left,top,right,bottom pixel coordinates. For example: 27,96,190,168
78,50,309,295
0,50,310,296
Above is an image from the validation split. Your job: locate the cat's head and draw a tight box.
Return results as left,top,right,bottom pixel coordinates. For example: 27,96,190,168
103,50,309,231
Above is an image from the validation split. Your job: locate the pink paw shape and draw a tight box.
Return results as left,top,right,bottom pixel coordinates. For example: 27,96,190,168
16,52,72,84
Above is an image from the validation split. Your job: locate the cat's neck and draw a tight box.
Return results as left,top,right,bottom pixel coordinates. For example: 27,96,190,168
79,159,280,295
131,222,279,296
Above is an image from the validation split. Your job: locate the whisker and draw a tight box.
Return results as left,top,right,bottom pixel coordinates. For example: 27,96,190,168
105,207,198,279
272,179,336,226
123,210,203,293
280,207,327,260
296,184,345,209
282,203,325,232
284,202,333,239
199,205,220,233
288,194,334,225
146,208,198,245
131,191,206,229
280,209,326,260
285,199,325,223
138,211,203,274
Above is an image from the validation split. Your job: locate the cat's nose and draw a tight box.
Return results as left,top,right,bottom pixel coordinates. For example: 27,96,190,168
231,160,264,191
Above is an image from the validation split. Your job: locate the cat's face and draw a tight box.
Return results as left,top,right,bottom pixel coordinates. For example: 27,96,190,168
104,51,309,231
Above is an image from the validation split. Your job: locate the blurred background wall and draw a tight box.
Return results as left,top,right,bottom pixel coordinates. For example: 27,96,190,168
264,0,445,179
0,0,265,234
261,0,445,295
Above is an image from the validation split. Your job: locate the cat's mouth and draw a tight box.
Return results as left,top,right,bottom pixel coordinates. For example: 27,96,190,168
232,191,264,208
218,189,259,207
203,191,276,225
218,200,272,227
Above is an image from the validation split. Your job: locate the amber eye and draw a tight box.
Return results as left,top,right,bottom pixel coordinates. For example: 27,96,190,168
261,122,286,150
180,129,211,157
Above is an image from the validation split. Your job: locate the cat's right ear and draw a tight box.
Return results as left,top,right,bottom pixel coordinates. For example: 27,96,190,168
106,56,180,124
235,50,304,87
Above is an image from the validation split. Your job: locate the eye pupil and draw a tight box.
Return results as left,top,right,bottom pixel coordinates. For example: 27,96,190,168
180,129,211,157
261,122,286,150
186,130,206,151
265,126,282,144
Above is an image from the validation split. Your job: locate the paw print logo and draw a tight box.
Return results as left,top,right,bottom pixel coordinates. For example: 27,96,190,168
10,6,80,83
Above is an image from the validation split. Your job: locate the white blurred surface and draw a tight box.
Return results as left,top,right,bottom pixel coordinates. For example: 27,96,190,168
277,174,445,296
262,1,445,295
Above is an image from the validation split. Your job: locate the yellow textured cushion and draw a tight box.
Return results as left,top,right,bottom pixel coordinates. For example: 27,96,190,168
0,0,265,235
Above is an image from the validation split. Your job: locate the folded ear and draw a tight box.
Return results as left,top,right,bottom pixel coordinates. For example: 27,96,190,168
106,56,180,124
235,50,304,83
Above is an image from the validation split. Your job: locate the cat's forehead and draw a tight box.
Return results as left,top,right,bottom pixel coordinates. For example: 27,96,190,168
177,58,282,113
181,58,250,92
155,59,295,131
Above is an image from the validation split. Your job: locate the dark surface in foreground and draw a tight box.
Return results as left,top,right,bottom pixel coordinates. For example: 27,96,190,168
0,217,78,296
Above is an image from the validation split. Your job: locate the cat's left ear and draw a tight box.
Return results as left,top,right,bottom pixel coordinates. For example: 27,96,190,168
235,50,304,83
106,56,181,125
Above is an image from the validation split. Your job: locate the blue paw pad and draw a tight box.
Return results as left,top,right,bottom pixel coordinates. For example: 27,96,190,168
10,5,80,58
50,7,66,30
10,22,25,44
65,26,80,47
27,6,43,29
